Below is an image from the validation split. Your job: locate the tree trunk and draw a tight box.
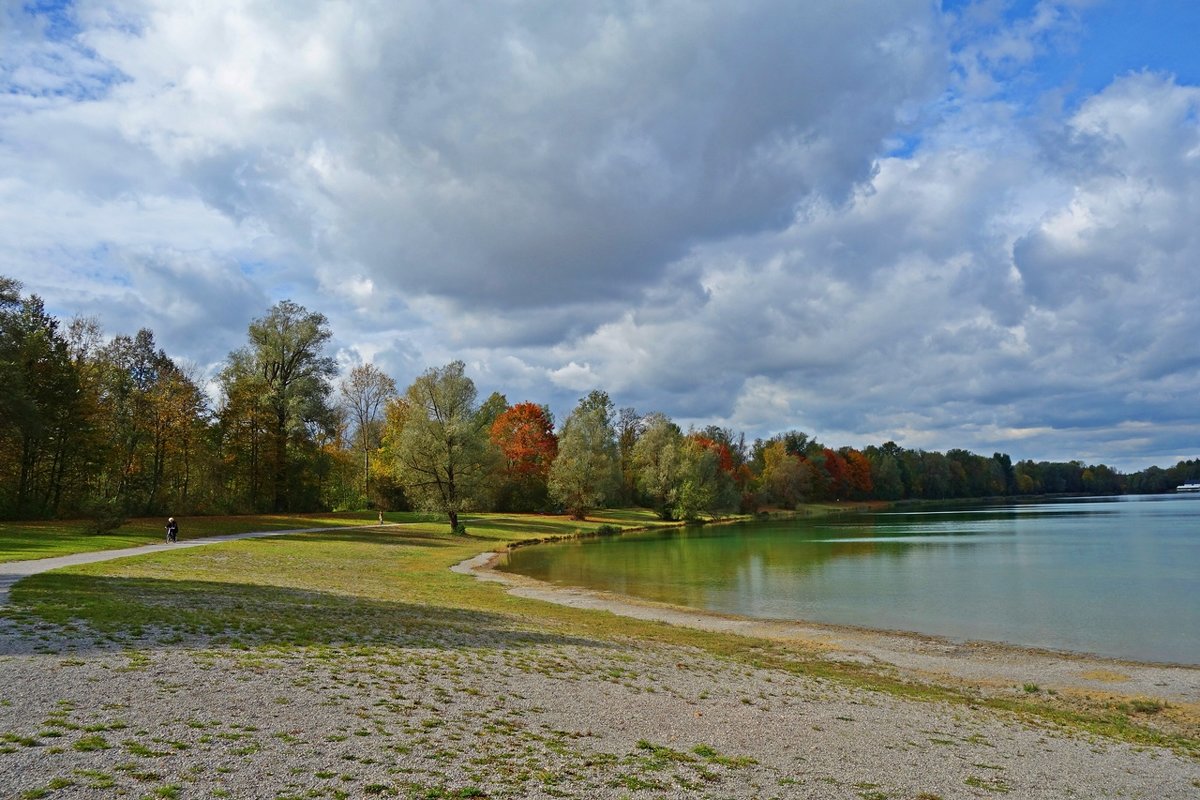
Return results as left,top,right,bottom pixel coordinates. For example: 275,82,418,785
273,410,288,512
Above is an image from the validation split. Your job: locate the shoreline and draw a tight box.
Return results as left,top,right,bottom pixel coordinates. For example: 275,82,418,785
456,549,1200,712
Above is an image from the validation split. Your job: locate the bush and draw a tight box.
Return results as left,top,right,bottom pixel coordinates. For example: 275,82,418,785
83,499,126,536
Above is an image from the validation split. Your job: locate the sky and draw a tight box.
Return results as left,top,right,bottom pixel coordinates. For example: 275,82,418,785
2,0,1199,472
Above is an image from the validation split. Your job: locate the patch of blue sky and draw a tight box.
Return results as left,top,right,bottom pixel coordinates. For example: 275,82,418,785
73,245,132,287
238,260,276,279
1027,1,1199,98
6,1,129,102
882,132,923,158
947,0,1200,104
22,0,79,41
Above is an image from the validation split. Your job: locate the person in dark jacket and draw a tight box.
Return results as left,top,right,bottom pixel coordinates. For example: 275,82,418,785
165,517,178,543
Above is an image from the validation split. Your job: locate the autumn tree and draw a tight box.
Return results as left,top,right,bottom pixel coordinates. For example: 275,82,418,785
757,440,813,509
339,363,397,506
548,397,619,519
840,448,874,500
155,363,211,511
386,361,499,531
490,401,557,511
89,329,207,515
217,362,271,510
1,282,212,520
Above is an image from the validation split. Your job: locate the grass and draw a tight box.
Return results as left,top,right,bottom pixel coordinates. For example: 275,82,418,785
0,511,440,563
4,506,1199,766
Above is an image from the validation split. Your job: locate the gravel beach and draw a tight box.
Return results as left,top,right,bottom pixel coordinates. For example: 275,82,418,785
2,617,1199,799
0,537,1197,799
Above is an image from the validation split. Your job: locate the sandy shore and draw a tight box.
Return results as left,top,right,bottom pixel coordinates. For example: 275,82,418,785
0,544,1196,798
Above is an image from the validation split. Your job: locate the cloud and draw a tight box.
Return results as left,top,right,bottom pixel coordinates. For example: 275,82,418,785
3,1,1199,472
52,1,946,314
517,70,1200,469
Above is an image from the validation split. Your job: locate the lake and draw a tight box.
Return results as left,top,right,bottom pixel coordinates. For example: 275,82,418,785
499,495,1200,664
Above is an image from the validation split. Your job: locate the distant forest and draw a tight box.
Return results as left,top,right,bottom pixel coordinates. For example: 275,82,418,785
3,275,1198,525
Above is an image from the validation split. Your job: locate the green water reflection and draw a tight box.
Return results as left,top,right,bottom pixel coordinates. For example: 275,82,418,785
500,496,1200,664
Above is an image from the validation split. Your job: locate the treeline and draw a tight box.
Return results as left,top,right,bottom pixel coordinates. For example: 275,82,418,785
2,277,1197,527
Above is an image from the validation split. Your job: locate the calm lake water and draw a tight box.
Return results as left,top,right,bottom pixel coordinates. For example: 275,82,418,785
500,495,1200,664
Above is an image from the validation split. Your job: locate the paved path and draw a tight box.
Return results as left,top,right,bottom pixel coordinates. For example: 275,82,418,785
0,524,395,600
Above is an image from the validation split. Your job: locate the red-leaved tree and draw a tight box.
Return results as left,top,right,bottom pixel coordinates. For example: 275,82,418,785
490,402,558,511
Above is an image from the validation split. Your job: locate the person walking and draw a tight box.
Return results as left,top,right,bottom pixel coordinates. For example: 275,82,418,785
165,517,178,543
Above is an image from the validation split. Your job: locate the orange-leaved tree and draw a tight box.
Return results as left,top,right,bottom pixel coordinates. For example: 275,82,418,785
490,402,557,511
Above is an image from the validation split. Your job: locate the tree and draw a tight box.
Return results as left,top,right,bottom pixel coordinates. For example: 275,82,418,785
865,448,904,500
217,361,271,511
992,452,1016,495
615,406,645,505
75,327,212,517
673,434,739,520
490,402,557,511
757,440,813,509
339,363,397,506
476,391,510,431
223,301,337,511
631,413,684,519
0,277,24,438
548,401,619,520
841,448,874,500
577,389,615,426
0,283,81,517
386,361,499,531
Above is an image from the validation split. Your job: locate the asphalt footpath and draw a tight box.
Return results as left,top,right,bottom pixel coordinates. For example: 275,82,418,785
0,524,394,601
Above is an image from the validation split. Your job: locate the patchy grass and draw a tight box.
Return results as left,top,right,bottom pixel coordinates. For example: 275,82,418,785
965,774,1012,793
5,508,1199,762
1119,699,1166,715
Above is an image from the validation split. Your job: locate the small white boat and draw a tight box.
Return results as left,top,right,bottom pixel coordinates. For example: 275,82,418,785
1177,482,1200,493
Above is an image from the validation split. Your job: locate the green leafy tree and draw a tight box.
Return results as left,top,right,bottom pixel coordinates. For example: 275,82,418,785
631,412,683,519
672,435,740,520
548,401,619,520
615,407,645,505
865,448,904,500
577,389,615,426
386,361,499,532
0,281,82,517
222,300,337,511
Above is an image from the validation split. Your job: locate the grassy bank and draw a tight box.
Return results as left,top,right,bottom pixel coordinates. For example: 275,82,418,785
3,508,1197,761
